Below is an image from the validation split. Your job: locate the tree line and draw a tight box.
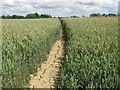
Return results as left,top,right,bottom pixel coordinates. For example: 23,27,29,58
1,13,119,19
90,13,119,17
1,13,52,19
71,13,119,18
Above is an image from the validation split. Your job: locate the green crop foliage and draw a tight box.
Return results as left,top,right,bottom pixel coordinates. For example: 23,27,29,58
57,18,119,88
2,19,61,88
0,19,2,89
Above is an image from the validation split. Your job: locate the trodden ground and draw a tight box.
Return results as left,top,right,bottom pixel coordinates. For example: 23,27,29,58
29,30,64,88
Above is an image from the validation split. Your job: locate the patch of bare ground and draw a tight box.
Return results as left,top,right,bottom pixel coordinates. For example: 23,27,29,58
29,30,64,88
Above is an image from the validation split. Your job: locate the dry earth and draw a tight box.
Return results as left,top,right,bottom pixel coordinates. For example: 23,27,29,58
29,30,64,88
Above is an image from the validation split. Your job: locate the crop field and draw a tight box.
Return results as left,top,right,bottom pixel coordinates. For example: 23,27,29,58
1,18,119,88
2,19,61,88
57,18,119,88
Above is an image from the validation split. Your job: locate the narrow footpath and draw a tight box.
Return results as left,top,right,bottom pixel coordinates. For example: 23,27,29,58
29,30,64,88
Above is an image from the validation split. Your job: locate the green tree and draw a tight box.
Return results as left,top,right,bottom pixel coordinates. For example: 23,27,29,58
90,13,97,17
25,13,40,18
108,13,117,16
18,16,24,19
102,14,107,17
26,13,38,18
12,15,18,19
6,15,12,19
2,15,6,19
35,13,40,18
71,15,79,18
40,14,52,18
90,13,101,17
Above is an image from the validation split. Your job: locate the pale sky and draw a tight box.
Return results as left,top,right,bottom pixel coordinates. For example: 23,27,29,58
1,0,119,17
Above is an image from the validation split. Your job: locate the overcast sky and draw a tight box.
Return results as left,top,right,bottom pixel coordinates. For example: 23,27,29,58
1,0,119,17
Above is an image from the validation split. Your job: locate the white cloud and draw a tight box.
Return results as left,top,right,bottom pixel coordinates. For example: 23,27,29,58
2,0,119,16
21,5,35,11
2,0,14,5
71,3,109,15
2,0,119,3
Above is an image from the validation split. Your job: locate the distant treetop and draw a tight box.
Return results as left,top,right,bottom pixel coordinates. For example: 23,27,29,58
1,12,118,19
2,13,52,19
90,13,117,17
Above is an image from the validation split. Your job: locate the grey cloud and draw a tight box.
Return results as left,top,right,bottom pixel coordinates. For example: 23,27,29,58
76,2,98,6
30,2,67,9
83,2,98,6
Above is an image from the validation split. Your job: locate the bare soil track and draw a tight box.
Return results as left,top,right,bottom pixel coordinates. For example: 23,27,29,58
29,30,64,88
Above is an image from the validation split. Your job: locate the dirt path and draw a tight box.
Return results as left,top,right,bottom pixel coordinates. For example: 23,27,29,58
29,30,64,88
